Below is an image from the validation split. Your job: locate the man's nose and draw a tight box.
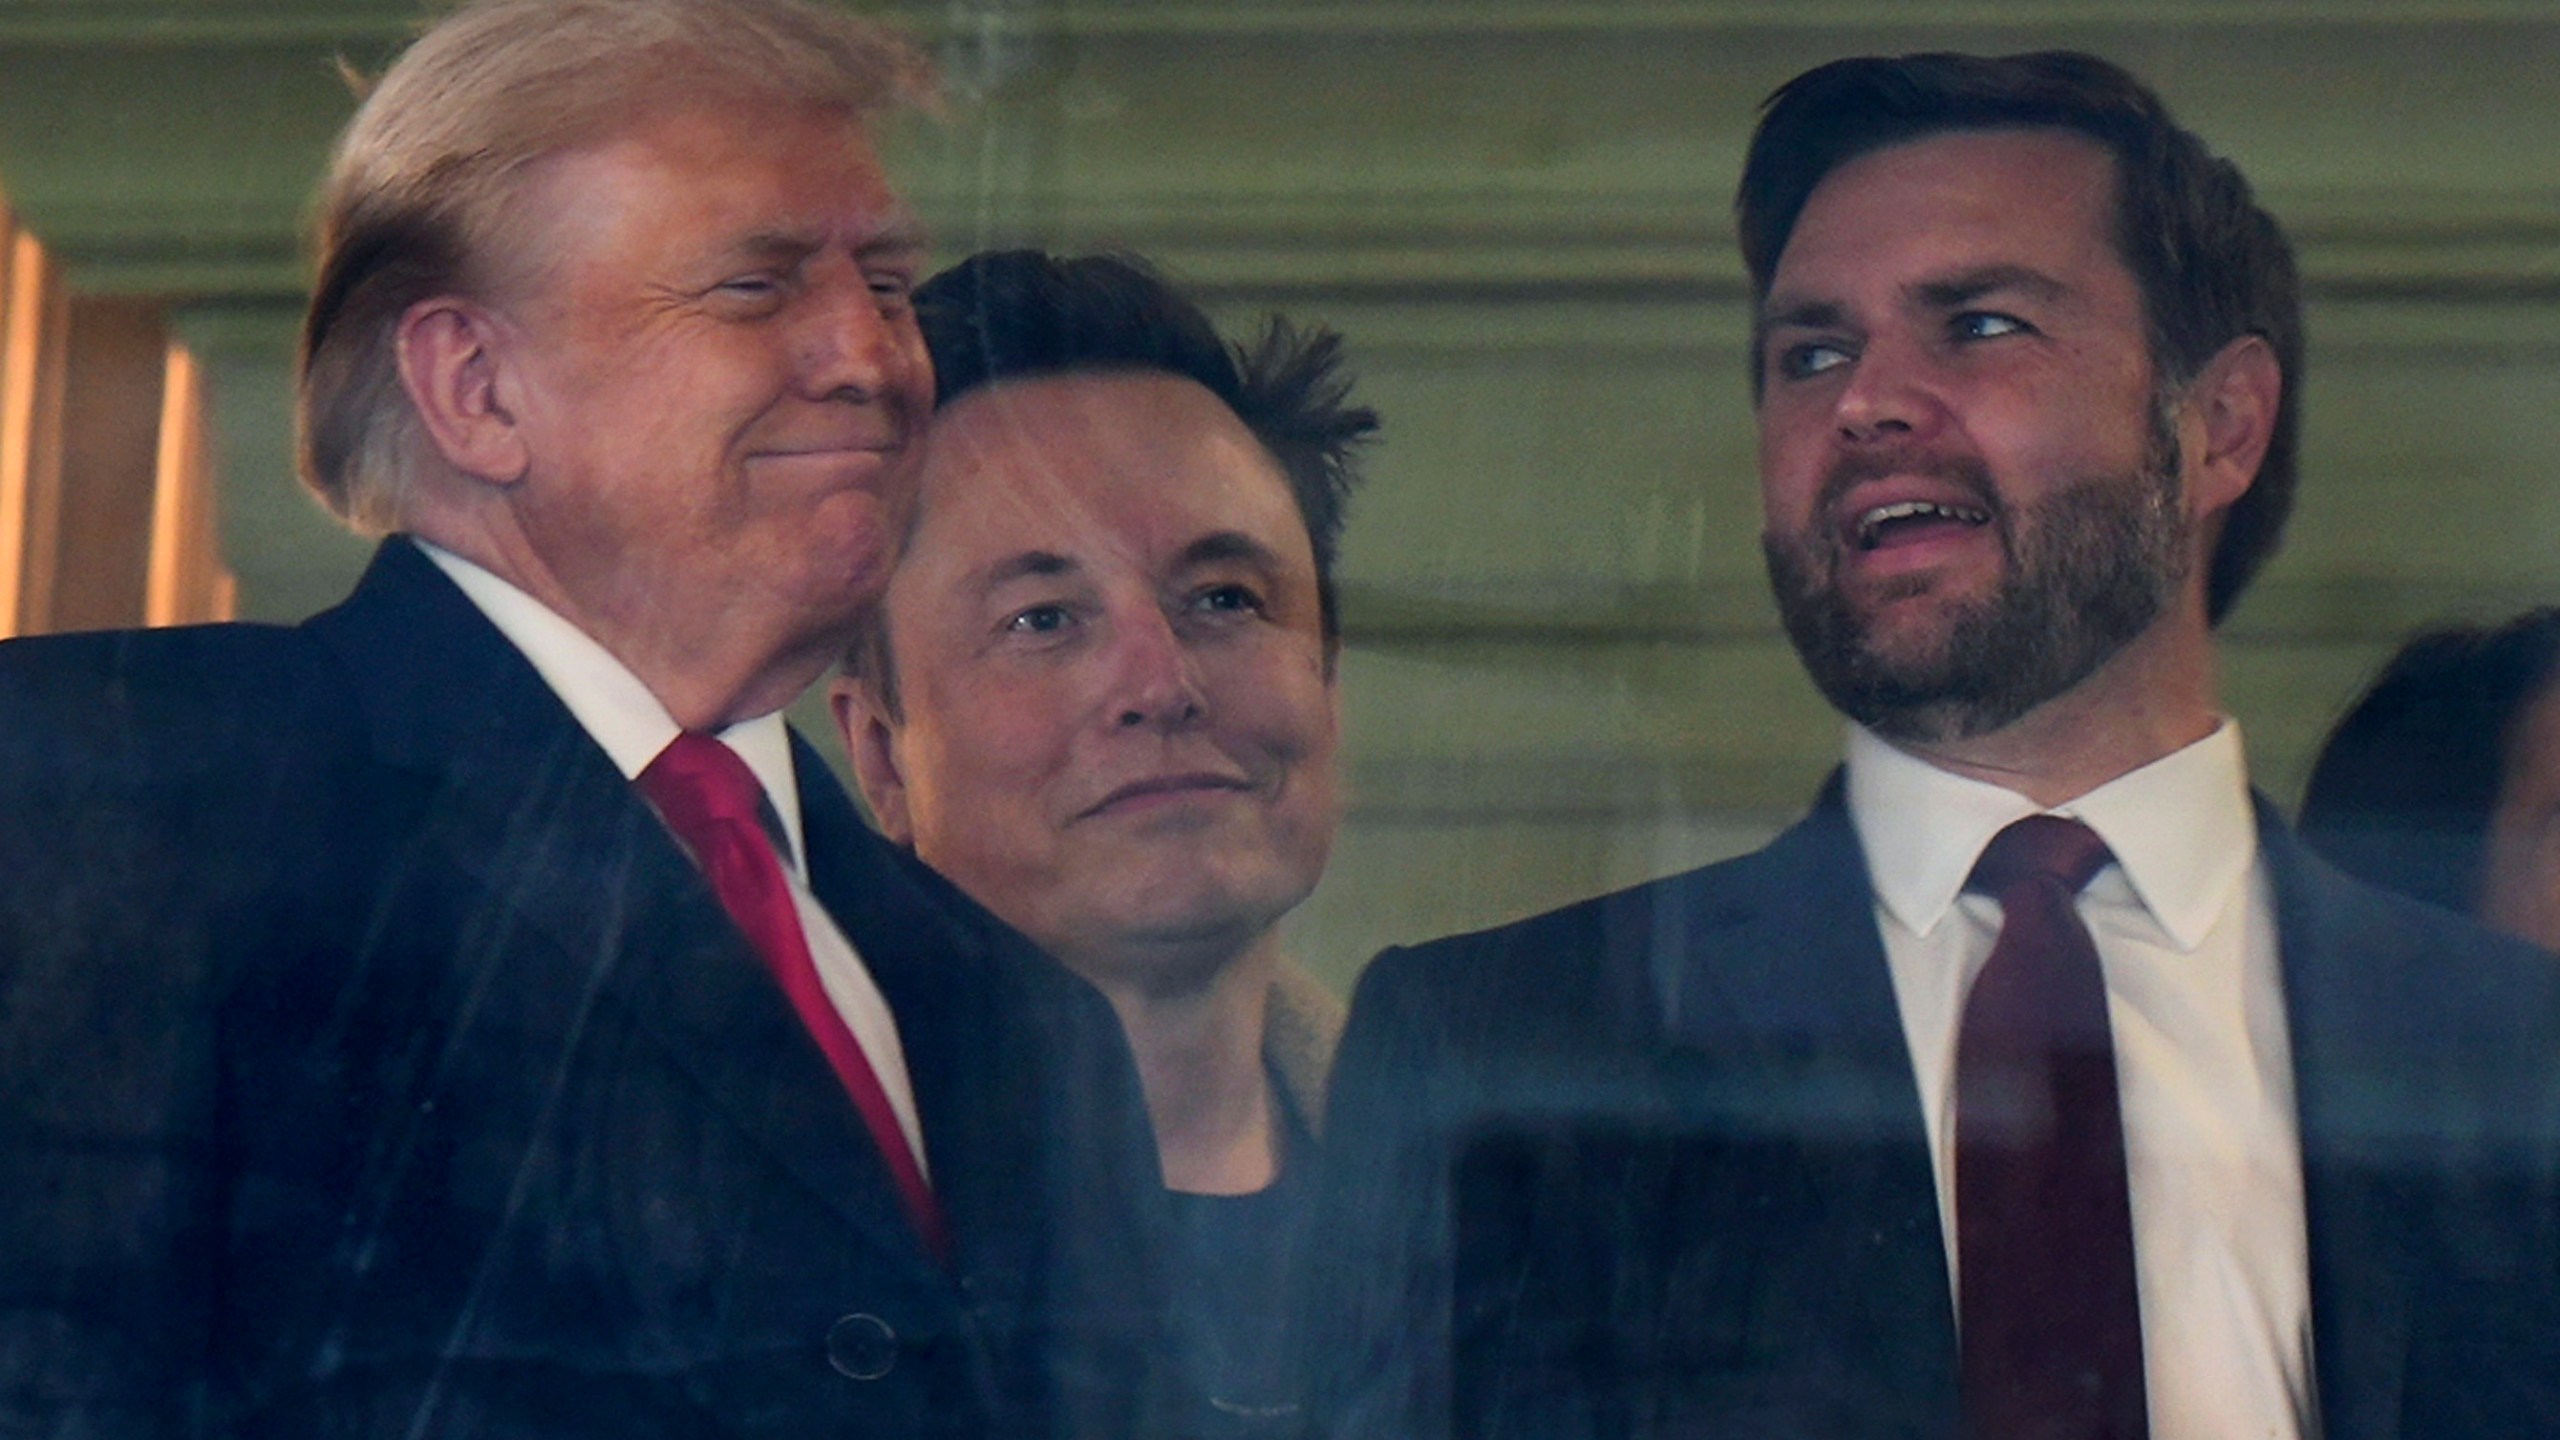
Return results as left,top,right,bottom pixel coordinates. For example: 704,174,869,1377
1831,337,1945,447
801,278,926,407
1109,608,1209,733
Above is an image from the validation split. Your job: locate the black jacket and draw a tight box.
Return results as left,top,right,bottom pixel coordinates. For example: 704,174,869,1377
1311,781,2560,1439
0,538,1169,1439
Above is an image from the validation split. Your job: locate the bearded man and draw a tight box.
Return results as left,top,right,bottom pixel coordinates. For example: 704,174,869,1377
1310,50,2560,1440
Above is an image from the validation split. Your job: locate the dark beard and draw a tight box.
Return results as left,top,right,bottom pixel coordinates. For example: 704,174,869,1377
1762,418,2191,745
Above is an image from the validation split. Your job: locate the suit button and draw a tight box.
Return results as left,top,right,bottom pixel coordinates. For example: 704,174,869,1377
825,1313,898,1381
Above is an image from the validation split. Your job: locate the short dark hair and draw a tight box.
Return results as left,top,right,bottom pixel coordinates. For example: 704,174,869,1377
852,249,1378,713
2299,609,2560,918
1734,50,2302,625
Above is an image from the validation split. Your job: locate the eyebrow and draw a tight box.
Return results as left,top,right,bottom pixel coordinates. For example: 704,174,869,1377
966,533,1283,595
976,550,1078,591
1758,297,1847,334
726,231,821,265
1753,297,1849,361
1912,264,2071,310
856,221,928,262
1177,531,1284,573
722,218,928,267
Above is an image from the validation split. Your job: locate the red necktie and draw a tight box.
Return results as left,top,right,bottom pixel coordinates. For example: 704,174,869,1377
638,732,950,1262
1954,815,2146,1440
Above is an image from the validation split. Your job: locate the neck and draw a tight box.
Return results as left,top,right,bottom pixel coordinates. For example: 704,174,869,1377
1890,608,2222,809
413,517,828,732
1089,935,1284,1196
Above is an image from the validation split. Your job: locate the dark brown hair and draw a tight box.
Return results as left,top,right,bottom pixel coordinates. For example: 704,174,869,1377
1736,51,2302,624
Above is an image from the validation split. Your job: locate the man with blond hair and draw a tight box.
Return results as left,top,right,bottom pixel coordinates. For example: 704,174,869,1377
0,3,1163,1436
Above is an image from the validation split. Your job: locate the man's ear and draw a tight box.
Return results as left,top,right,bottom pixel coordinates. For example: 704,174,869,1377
395,295,530,485
2181,333,2281,522
831,676,914,845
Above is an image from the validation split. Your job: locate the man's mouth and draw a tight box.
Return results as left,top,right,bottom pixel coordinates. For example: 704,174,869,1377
1079,773,1255,819
1853,499,1993,551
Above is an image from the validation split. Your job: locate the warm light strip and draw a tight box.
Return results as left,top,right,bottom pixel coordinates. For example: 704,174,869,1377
145,342,201,626
0,230,42,637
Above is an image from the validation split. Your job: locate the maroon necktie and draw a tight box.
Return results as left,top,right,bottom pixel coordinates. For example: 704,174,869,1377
639,732,950,1262
1954,815,2146,1440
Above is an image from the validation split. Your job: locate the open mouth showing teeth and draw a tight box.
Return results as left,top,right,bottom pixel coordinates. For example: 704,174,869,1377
1856,500,1992,550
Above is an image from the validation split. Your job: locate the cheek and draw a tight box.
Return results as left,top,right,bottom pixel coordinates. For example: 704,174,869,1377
1998,369,2152,476
901,688,1070,835
1227,645,1338,755
1754,408,1829,528
2479,802,2560,952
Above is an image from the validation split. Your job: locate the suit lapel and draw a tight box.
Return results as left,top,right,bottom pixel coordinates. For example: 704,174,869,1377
1657,778,1936,1153
795,733,1015,1262
2260,806,2414,1439
1654,777,1959,1425
303,538,946,1277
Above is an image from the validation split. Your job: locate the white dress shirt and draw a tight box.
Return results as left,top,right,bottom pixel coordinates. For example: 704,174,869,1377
1845,721,2312,1440
423,542,928,1173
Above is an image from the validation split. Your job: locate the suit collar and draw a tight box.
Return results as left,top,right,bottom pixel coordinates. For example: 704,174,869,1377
303,535,594,786
1656,773,1929,1139
1845,720,2256,952
303,537,962,1277
414,539,814,868
1661,776,1895,1041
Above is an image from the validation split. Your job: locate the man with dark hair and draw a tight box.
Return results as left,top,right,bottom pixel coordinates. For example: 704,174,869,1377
0,7,1162,1438
834,250,1377,1439
2301,608,2560,947
1734,50,2303,629
1314,50,2560,1440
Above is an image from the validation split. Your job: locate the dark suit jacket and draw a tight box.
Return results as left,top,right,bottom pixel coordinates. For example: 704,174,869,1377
0,539,1168,1439
1310,781,2560,1440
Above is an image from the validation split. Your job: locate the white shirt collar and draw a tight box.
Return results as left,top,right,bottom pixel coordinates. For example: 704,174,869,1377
420,541,808,873
1845,718,2256,952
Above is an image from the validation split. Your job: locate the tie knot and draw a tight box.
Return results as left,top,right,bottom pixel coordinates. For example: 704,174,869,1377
1967,814,2112,899
638,731,766,833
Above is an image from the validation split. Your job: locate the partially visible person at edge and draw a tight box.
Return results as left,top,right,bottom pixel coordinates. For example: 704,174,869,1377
831,249,1375,1439
2301,607,2560,952
0,4,1168,1436
1307,49,2560,1440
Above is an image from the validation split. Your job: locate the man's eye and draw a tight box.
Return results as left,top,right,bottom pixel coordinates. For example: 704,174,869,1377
1004,604,1074,636
868,272,915,312
1190,584,1265,617
713,274,787,304
1774,341,1852,381
1953,311,2029,341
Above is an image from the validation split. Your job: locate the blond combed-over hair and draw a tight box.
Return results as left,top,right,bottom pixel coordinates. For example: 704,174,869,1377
297,0,933,533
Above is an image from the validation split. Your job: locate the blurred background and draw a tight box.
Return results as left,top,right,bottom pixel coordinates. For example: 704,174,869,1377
1,0,2554,991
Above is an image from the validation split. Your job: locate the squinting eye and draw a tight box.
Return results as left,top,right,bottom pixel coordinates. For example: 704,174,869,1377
716,274,784,299
868,273,915,311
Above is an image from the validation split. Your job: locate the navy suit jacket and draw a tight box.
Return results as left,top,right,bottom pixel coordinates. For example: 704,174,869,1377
1312,781,2560,1439
0,539,1168,1439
